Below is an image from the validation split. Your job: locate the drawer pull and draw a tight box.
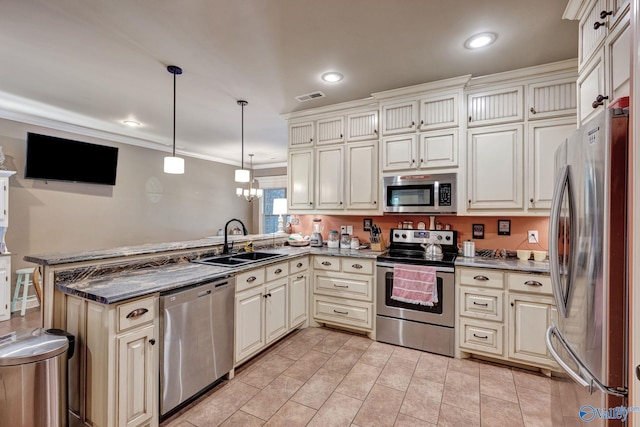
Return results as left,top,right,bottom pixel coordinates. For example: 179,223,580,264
473,275,489,281
524,280,543,287
333,284,349,288
473,302,488,307
297,262,303,268
274,268,283,275
321,261,332,266
126,308,149,319
352,264,363,269
473,333,488,340
246,276,257,283
262,293,272,299
333,309,349,315
296,275,304,279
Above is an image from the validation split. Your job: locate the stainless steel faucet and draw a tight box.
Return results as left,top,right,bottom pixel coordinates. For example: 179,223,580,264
223,219,249,254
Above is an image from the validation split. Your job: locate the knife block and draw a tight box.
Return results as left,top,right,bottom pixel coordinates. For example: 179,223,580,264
370,234,386,251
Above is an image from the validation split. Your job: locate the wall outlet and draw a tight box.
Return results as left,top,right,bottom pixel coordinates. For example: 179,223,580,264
346,225,353,235
528,230,539,244
340,225,347,234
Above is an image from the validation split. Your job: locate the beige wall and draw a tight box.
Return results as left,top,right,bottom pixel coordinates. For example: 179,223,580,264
0,118,253,273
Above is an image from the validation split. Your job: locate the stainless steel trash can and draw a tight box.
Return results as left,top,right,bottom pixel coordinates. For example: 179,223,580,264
0,328,70,427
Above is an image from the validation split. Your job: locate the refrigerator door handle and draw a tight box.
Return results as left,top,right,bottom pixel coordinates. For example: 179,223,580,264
549,165,569,318
546,326,628,397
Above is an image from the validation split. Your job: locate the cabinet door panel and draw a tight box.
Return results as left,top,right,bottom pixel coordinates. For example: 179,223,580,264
527,78,577,120
0,257,9,321
419,130,458,169
579,0,607,68
315,146,344,209
265,280,288,344
578,51,606,125
347,110,378,141
381,135,417,171
467,86,523,127
508,295,556,367
607,17,630,101
419,92,459,131
118,325,155,427
288,149,314,210
0,177,7,226
346,141,378,210
289,121,314,148
381,101,418,135
317,117,344,145
289,273,308,329
467,125,523,210
235,288,265,362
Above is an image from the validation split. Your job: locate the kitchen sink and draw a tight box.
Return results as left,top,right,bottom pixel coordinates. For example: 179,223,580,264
192,251,286,267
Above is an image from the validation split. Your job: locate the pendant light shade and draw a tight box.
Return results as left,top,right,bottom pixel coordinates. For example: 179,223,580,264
235,169,250,183
164,65,184,174
234,100,250,182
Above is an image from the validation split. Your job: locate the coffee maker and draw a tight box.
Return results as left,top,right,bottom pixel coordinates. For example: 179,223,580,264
310,218,323,247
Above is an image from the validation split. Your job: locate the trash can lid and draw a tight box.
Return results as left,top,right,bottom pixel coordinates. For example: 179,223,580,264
0,328,68,366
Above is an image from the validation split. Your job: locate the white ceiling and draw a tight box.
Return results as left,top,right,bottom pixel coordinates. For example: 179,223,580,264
0,0,577,168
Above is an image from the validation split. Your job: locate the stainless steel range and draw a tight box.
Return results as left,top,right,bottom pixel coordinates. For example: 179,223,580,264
376,228,457,357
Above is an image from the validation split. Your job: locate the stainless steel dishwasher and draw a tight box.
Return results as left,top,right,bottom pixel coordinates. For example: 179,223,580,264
160,276,235,417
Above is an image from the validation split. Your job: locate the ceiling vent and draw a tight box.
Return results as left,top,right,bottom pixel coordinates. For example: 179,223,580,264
295,91,326,102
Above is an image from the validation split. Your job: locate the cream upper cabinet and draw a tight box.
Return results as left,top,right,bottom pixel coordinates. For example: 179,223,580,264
288,149,314,211
381,134,417,171
419,129,458,169
347,110,379,142
527,118,576,210
577,50,606,125
288,121,314,148
418,92,459,131
527,77,577,120
316,117,345,145
346,141,378,210
315,146,344,209
605,14,630,103
381,100,418,135
0,176,9,227
578,0,608,69
467,124,524,210
467,85,524,127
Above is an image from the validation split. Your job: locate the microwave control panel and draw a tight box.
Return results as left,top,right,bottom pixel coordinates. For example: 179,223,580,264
438,183,452,206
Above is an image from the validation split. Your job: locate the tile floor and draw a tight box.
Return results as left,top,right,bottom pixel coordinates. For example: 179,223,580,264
161,326,585,427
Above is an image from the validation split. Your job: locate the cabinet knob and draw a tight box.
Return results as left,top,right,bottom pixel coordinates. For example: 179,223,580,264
410,121,415,127
374,201,377,204
420,158,424,164
530,107,537,114
310,138,313,142
599,10,612,19
340,134,343,138
309,201,313,205
149,338,156,345
592,94,609,108
297,262,303,268
339,201,343,205
374,129,378,134
530,198,534,204
411,159,415,164
468,116,472,123
511,302,515,307
593,21,606,30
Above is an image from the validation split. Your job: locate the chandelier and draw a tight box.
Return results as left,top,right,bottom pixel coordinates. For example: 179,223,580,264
236,154,263,201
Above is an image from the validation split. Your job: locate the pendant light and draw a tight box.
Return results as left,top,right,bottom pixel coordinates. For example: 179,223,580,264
234,100,250,183
164,65,184,174
235,154,263,201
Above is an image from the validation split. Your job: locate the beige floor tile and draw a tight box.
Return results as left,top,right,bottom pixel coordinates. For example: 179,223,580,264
376,355,418,392
394,413,437,426
290,367,346,409
306,392,363,427
335,361,384,400
512,369,560,395
399,377,443,424
263,401,317,427
162,418,196,427
238,354,296,389
478,361,514,382
413,352,449,384
479,368,518,403
282,349,332,382
391,346,423,362
323,345,366,374
312,330,353,354
438,403,480,427
359,341,396,368
298,326,331,339
276,335,322,360
480,395,523,427
353,384,405,426
447,357,480,377
516,386,564,427
219,410,264,426
185,381,260,426
241,375,304,420
344,333,374,351
441,369,480,412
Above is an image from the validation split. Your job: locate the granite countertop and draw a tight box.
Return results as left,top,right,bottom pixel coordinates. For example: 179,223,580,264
455,256,550,274
55,244,384,305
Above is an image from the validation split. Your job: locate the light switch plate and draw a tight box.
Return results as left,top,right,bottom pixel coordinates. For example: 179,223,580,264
346,225,353,234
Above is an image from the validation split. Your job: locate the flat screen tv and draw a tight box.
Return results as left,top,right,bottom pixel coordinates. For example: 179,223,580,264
25,132,119,185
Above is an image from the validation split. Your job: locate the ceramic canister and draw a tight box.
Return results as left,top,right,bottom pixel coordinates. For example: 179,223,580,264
463,240,475,257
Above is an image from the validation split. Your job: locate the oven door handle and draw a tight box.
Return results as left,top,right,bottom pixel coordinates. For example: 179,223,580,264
376,261,454,273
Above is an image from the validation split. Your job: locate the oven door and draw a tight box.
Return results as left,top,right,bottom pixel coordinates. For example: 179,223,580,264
376,262,454,327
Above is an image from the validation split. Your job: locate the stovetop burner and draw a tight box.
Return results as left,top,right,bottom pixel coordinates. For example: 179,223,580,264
377,228,458,267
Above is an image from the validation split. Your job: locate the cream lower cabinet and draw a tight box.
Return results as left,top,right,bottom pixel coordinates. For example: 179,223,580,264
289,257,310,328
0,255,10,321
311,256,375,337
457,267,557,372
65,294,159,427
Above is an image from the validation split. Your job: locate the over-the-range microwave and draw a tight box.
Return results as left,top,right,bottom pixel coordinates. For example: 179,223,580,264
382,173,457,214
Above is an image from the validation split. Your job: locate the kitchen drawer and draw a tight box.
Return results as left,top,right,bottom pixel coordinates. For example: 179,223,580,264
313,256,341,272
459,268,504,289
313,272,373,301
266,262,289,282
459,318,504,356
313,296,373,330
236,268,265,292
508,273,552,296
117,296,156,333
341,258,374,275
289,257,309,274
459,288,504,322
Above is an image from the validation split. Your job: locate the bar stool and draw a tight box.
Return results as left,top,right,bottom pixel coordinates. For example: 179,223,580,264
11,267,36,316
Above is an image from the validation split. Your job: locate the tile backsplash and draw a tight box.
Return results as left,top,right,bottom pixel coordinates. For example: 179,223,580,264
291,214,549,251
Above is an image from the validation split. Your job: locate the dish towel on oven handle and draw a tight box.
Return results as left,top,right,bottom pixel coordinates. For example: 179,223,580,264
391,264,438,306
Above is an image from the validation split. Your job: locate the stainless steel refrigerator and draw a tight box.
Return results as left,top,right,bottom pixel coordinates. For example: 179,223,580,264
546,104,629,425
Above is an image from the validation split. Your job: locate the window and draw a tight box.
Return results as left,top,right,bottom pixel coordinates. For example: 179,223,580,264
263,187,288,234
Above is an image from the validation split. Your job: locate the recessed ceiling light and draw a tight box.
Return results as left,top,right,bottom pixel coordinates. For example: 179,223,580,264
321,72,344,83
122,120,141,128
464,32,497,49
